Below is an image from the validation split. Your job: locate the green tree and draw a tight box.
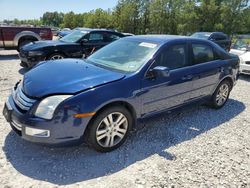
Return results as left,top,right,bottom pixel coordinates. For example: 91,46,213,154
42,11,64,27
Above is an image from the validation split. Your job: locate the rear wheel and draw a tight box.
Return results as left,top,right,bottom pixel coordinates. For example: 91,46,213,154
18,40,33,51
48,53,65,60
210,80,231,109
87,106,132,152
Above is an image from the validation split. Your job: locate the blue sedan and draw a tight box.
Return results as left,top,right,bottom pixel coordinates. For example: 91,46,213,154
3,35,239,152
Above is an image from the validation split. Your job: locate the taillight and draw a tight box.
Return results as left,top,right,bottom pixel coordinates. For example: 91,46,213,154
39,29,53,40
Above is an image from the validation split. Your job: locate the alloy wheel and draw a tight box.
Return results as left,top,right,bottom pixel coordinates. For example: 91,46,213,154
50,54,64,60
96,112,128,148
216,83,229,106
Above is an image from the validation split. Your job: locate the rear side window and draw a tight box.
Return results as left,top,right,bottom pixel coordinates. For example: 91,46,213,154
89,33,104,42
192,43,215,64
153,44,188,70
105,33,121,42
212,34,227,41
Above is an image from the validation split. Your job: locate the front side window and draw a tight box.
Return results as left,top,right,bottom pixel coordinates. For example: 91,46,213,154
192,43,214,64
87,39,159,72
152,44,188,70
60,30,88,43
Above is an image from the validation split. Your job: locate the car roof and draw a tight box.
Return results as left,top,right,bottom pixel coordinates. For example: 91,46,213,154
125,34,206,44
194,31,226,36
78,28,119,33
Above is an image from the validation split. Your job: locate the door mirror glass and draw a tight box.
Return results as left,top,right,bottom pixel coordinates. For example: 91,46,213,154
149,66,170,78
80,39,88,45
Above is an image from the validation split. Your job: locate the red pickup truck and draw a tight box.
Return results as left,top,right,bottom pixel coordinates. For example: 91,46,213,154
0,26,53,51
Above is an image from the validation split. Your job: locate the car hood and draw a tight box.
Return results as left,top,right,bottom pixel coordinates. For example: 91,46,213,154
22,59,125,98
239,51,250,62
230,49,250,62
22,40,73,51
230,49,247,56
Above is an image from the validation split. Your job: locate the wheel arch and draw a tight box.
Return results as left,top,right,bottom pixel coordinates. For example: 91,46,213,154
14,31,41,47
90,100,137,128
212,76,234,95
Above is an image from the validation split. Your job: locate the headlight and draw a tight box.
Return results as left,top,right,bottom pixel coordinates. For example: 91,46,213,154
28,51,44,56
239,57,245,64
34,95,72,120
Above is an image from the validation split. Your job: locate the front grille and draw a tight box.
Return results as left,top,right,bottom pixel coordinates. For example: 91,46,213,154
12,84,36,112
242,70,250,74
19,49,28,58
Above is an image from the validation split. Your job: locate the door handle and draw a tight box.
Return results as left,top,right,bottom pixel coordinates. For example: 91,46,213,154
182,75,193,81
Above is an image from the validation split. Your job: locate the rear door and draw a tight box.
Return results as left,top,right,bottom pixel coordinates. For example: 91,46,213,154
188,42,223,100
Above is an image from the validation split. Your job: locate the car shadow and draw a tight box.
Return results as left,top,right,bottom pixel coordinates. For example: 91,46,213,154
239,74,250,82
0,54,19,61
18,67,29,75
2,99,245,185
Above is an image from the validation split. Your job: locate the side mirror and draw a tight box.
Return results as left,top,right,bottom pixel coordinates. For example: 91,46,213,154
80,39,88,45
147,66,170,79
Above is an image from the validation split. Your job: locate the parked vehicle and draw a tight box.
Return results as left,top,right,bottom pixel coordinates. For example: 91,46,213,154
0,26,52,51
191,32,231,51
230,35,250,75
57,28,72,38
3,35,239,152
122,33,134,37
19,28,125,68
51,27,60,36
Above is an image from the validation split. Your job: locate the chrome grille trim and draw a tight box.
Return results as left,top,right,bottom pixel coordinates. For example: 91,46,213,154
12,84,36,111
12,120,22,131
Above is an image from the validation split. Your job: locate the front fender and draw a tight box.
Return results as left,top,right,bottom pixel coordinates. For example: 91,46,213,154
63,77,141,120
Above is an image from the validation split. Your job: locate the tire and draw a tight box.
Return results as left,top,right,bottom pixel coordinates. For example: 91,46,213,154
20,61,28,68
48,53,65,60
86,106,133,152
18,40,33,51
209,80,231,109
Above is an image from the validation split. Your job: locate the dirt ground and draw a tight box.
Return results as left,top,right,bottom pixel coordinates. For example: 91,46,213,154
0,50,249,188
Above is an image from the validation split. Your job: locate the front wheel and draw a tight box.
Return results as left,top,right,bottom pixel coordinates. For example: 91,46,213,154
210,80,231,109
86,106,132,152
48,53,65,60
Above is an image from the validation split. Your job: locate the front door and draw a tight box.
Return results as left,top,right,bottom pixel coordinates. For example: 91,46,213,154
140,43,194,116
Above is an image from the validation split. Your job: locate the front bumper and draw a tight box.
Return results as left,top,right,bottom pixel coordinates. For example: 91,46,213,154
240,64,250,75
18,52,46,68
3,95,91,146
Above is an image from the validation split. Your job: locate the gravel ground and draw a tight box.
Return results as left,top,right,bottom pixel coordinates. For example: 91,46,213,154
0,50,249,188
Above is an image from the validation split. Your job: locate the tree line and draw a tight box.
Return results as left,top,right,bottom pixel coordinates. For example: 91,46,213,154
3,0,250,36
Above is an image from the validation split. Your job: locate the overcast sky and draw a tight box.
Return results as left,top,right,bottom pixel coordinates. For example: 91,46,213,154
0,0,118,20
